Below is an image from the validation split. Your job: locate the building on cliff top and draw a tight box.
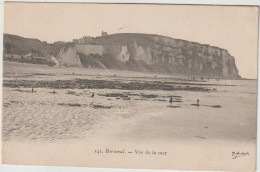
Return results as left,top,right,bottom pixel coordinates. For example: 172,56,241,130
101,31,108,37
73,31,108,44
73,36,94,45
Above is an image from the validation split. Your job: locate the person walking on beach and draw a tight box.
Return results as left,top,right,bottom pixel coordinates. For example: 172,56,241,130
169,96,173,103
91,93,94,97
197,99,200,106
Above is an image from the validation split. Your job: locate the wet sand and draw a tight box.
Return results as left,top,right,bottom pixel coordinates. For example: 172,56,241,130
2,61,257,171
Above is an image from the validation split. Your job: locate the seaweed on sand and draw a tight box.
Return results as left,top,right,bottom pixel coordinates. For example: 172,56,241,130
98,93,128,98
58,103,81,107
140,94,158,98
210,105,221,108
4,78,211,92
66,91,80,96
91,104,112,109
167,105,181,108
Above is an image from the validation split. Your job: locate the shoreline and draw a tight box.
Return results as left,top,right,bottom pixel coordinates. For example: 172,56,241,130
3,61,243,80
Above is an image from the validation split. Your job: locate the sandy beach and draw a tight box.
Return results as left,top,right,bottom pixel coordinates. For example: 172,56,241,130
2,61,257,171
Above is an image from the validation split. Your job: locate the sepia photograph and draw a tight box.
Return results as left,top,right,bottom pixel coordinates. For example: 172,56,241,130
1,2,259,172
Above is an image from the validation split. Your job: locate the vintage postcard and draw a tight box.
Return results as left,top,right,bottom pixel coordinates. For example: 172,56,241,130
1,2,259,171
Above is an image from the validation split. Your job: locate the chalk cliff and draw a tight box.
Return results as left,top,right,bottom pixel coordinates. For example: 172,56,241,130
3,33,241,79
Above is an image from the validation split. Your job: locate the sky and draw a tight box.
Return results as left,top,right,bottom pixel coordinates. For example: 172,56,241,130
4,2,259,79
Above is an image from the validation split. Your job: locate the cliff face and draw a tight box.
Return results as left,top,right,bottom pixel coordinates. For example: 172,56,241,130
3,33,240,79
56,44,104,67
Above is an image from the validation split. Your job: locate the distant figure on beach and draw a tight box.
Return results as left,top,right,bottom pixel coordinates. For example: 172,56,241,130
169,96,173,103
91,93,94,97
191,99,200,107
32,88,34,93
53,90,56,94
201,77,204,80
197,99,200,106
